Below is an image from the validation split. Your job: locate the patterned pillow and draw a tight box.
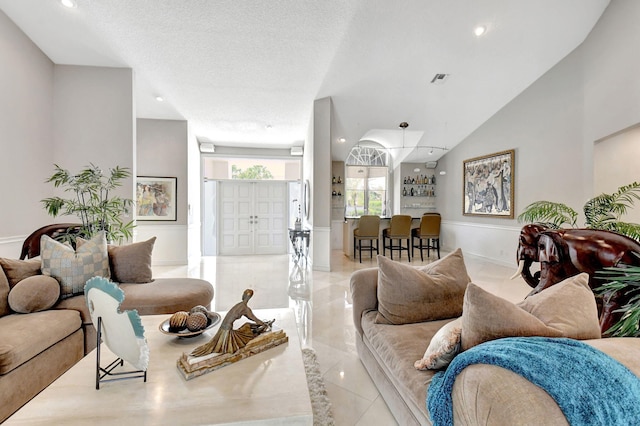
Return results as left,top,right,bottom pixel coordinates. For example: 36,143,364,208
41,231,110,299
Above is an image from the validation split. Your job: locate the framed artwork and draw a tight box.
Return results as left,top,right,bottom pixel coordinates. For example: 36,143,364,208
136,176,177,221
463,149,514,218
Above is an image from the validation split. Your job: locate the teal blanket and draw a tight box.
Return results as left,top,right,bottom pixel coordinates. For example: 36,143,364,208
427,337,640,426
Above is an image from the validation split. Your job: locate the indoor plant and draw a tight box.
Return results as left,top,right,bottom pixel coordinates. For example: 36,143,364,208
517,182,640,240
41,163,135,244
519,182,640,336
595,265,640,337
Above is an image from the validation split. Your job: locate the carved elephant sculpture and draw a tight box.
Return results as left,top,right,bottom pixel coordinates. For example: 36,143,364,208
512,224,640,334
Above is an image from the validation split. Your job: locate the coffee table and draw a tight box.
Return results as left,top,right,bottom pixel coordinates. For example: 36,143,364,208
7,308,312,425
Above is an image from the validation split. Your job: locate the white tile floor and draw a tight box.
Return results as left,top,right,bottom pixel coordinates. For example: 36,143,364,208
154,249,533,426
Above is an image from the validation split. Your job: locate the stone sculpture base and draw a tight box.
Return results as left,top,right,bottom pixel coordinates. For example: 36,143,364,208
177,327,288,380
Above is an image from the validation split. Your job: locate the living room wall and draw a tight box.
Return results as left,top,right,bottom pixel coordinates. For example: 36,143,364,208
437,0,640,267
0,10,135,258
311,97,332,271
136,118,190,265
0,10,54,245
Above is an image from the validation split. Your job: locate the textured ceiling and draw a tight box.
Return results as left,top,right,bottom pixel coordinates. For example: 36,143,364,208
0,0,610,162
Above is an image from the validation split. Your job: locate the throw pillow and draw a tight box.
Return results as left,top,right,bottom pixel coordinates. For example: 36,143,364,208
41,231,110,299
8,275,60,313
461,273,600,351
415,317,462,370
0,258,41,287
0,266,10,317
375,248,471,325
108,237,156,283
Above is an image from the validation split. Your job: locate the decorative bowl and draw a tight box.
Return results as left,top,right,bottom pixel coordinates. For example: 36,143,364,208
159,312,221,338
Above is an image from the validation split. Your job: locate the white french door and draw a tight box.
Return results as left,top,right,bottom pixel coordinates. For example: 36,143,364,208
218,181,287,255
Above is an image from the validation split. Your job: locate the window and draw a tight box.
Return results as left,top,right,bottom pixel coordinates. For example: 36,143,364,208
202,157,301,181
345,144,390,217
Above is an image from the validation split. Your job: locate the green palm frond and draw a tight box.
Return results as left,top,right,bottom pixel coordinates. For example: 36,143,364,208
603,222,640,241
595,265,640,336
517,201,578,228
584,182,640,228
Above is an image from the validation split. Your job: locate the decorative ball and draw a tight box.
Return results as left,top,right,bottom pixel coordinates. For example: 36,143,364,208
186,312,208,332
190,305,209,316
169,311,189,332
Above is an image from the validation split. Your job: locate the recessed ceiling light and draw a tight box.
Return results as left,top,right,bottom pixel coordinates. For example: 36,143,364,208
155,96,164,102
474,26,487,37
337,137,346,143
60,0,77,8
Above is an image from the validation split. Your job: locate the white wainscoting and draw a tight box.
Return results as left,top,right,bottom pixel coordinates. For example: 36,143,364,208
0,235,25,259
188,222,202,266
135,224,189,266
312,226,331,272
441,220,521,268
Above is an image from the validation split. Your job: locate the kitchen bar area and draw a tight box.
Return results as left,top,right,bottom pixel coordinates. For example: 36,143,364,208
332,160,442,261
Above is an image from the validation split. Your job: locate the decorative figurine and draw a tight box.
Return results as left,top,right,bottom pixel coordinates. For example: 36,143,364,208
512,224,640,333
191,289,273,356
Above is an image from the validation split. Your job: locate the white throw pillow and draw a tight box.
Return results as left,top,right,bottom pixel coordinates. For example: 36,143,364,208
415,317,462,370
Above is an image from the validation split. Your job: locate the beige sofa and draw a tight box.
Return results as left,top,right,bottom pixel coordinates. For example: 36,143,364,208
0,256,213,423
351,263,640,425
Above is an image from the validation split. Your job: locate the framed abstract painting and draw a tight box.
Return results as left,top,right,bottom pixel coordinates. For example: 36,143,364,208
463,149,514,218
135,176,177,221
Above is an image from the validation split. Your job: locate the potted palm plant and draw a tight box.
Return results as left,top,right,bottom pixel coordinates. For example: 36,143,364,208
517,182,640,240
519,182,640,336
41,163,135,244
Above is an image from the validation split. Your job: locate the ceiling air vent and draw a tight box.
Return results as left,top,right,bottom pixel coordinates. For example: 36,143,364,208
430,73,449,84
199,142,215,153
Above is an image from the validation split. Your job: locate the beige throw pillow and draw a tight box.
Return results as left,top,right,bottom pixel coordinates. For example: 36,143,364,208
375,248,471,325
0,266,10,317
415,317,462,370
8,275,60,313
0,258,41,287
108,237,156,283
461,273,600,351
41,231,110,299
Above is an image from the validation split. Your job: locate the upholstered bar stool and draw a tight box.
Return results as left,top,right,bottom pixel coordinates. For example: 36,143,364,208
353,215,380,263
382,214,412,261
412,213,441,261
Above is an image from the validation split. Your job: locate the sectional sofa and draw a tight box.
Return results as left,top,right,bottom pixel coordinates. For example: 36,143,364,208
0,235,214,422
351,250,640,425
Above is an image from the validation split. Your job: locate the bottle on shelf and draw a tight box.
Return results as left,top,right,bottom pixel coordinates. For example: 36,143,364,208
332,176,336,184
403,187,407,196
337,176,342,183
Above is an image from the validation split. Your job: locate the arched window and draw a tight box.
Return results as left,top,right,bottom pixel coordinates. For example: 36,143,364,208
345,143,390,217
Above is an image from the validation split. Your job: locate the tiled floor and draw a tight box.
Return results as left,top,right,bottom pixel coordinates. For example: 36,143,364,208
154,249,533,426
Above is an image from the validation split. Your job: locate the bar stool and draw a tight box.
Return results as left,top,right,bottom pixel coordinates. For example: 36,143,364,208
382,215,412,261
412,213,441,261
353,215,380,263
